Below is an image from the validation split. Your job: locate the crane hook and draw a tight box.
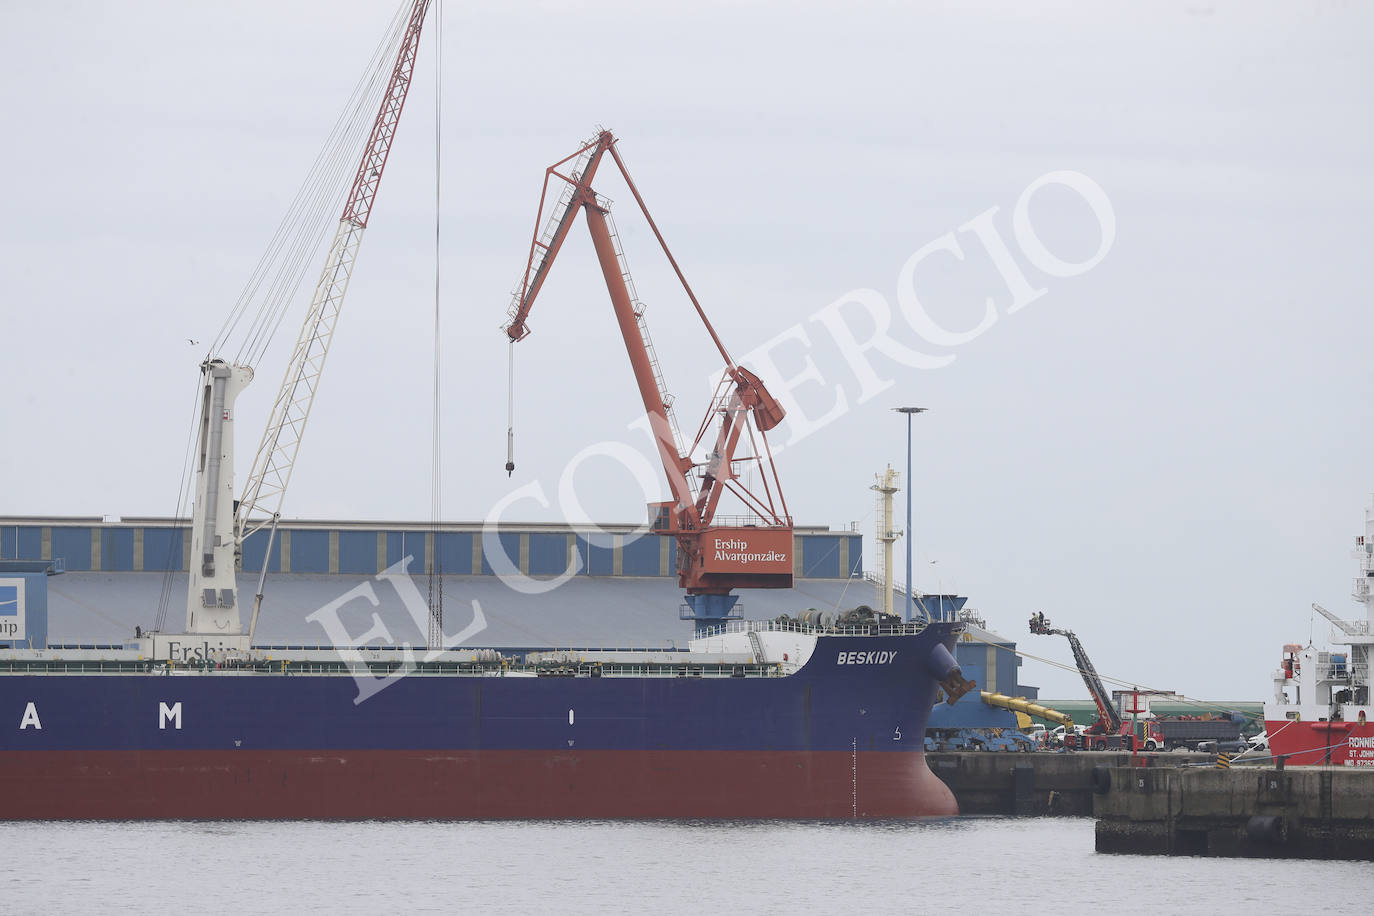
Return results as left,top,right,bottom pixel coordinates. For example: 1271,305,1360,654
505,340,516,477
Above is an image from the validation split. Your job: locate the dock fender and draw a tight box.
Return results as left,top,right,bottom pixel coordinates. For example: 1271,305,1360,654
1091,765,1111,795
1245,815,1286,844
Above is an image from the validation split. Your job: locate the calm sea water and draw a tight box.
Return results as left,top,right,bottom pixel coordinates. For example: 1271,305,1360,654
0,817,1362,914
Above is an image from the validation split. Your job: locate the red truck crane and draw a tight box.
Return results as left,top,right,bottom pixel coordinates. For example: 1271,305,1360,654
1029,613,1162,751
504,130,793,633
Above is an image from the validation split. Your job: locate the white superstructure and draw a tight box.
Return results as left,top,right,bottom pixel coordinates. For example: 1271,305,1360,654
1264,499,1374,727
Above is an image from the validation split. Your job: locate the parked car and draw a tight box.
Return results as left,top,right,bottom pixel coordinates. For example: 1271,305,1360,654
1049,724,1087,747
1198,739,1250,755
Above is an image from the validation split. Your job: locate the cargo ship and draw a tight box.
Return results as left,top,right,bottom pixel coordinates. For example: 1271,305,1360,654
0,562,970,818
1264,497,1374,766
1,0,979,818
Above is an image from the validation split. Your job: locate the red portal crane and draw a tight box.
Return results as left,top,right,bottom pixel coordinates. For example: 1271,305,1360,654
504,130,793,633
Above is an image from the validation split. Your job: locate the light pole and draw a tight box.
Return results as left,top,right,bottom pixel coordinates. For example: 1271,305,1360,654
893,407,926,621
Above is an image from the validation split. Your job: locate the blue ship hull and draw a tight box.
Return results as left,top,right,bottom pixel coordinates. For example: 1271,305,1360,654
1,623,966,819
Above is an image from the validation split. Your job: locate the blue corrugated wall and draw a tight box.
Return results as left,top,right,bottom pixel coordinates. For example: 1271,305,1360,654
336,531,374,574
287,530,327,573
142,529,182,572
528,533,567,576
478,532,521,576
100,529,135,571
576,535,614,576
800,535,842,578
240,528,281,574
0,524,858,579
622,534,661,576
434,532,471,574
17,528,41,560
49,528,91,570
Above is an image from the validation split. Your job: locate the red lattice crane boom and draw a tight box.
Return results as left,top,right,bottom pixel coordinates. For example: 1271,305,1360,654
504,130,793,632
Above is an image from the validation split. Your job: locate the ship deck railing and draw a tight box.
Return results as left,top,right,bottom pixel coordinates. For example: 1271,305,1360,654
696,618,931,640
1305,660,1370,683
0,659,788,679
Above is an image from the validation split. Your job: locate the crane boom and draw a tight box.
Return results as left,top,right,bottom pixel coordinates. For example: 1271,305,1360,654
182,0,433,637
237,0,433,543
504,130,793,633
1028,613,1122,733
979,691,1074,728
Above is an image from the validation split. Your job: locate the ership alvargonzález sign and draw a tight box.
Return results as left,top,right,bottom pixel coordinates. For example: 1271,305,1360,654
713,538,786,565
700,528,793,575
0,579,25,641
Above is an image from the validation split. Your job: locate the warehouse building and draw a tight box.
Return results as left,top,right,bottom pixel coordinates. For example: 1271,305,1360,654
1,517,866,648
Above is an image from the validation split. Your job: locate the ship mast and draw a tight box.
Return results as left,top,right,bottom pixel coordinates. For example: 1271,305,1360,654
1343,502,1374,696
871,467,900,618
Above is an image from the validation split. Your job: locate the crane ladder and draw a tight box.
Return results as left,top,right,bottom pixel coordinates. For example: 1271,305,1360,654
600,205,690,483
503,144,596,333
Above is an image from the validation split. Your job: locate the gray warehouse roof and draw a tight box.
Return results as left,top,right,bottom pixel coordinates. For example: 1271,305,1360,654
46,573,881,649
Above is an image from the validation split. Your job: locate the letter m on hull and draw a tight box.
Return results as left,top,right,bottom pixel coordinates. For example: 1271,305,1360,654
159,702,183,730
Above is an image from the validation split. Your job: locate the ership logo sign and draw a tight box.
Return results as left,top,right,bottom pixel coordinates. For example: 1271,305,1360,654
0,579,25,641
701,529,792,575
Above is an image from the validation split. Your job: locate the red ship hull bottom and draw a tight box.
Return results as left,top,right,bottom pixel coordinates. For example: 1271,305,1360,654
0,749,958,820
1264,719,1374,767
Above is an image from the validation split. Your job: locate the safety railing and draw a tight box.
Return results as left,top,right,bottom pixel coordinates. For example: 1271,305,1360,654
696,618,929,640
680,601,744,621
0,658,787,679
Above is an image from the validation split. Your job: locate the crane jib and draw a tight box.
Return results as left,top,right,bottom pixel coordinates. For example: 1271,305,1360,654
341,0,433,229
235,0,433,538
181,0,436,640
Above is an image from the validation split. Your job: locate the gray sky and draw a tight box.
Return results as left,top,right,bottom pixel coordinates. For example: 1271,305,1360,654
2,1,1371,700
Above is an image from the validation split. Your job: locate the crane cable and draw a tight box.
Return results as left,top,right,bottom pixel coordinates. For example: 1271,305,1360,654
153,384,208,633
962,628,1267,727
505,341,516,476
211,2,411,367
426,0,444,651
238,9,404,367
155,2,414,635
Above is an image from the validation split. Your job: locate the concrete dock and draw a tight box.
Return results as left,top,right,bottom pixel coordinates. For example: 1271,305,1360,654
1094,765,1374,860
932,751,1374,859
930,749,1143,816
